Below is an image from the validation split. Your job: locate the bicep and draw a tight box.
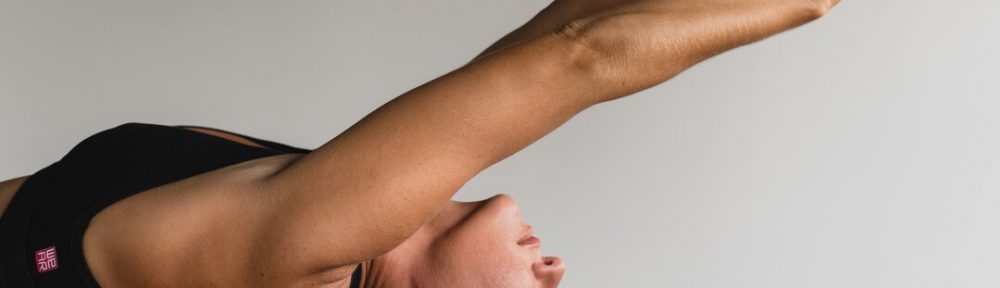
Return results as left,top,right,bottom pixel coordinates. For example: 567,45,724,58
253,31,603,267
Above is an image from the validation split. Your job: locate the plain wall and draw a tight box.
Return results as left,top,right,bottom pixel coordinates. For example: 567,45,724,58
3,1,998,287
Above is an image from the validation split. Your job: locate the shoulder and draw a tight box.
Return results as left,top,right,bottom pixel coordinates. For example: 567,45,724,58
83,153,342,287
0,175,31,218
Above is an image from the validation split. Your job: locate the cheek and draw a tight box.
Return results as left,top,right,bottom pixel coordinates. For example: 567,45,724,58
429,222,535,286
492,267,538,288
439,223,518,265
437,244,536,288
449,207,521,249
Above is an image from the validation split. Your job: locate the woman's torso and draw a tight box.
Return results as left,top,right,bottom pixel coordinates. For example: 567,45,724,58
0,125,360,287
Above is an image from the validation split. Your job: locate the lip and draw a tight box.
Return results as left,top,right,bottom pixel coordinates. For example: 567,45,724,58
519,236,541,247
517,225,541,247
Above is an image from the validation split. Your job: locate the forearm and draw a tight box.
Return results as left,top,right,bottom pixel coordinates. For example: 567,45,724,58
561,0,837,103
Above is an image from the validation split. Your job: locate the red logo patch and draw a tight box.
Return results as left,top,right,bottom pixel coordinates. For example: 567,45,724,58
35,246,58,273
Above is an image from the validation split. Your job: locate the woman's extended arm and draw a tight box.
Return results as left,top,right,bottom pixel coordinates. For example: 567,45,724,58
248,0,839,273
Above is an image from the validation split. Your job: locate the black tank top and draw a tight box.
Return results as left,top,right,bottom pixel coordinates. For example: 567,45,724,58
0,122,363,288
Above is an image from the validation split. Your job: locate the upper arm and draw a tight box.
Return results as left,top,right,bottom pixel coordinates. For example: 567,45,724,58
249,31,604,269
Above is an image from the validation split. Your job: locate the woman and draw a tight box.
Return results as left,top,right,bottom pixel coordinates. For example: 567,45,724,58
0,0,839,287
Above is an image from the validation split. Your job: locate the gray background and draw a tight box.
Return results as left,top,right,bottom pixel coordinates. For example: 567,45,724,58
2,1,998,287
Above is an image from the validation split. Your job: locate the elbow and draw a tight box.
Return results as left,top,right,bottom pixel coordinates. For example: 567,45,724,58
548,17,637,103
549,19,615,82
548,16,687,104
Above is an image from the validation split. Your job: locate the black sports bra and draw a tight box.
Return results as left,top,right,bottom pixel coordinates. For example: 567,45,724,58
0,122,362,288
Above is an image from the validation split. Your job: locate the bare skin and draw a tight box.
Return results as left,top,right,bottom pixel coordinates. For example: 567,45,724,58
1,0,839,287
0,176,29,216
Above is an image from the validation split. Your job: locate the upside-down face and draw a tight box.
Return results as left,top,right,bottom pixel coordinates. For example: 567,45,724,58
411,194,565,287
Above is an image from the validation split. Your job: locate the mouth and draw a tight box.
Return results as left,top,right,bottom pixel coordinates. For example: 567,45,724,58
517,225,541,247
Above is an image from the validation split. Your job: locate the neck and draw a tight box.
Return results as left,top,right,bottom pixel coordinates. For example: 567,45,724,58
361,250,416,288
359,215,440,288
361,225,436,288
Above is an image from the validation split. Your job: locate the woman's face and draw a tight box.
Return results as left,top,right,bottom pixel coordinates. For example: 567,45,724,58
413,194,565,287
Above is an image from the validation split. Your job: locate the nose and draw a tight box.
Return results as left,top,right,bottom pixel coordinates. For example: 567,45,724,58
533,256,566,286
